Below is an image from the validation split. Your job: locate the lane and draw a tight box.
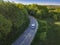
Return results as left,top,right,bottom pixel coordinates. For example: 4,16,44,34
12,16,38,45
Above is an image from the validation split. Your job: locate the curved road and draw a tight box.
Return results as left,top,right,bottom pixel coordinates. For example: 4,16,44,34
12,16,38,45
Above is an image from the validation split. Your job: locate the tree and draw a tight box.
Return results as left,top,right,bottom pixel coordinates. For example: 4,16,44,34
0,15,12,40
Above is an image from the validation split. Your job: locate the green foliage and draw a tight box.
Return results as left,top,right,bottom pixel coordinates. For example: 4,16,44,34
0,1,29,45
40,32,47,40
45,24,60,45
0,1,60,45
31,5,60,45
26,4,49,19
0,1,29,29
0,15,12,40
31,20,51,45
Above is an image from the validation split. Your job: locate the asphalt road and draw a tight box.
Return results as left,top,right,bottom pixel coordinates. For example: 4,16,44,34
12,16,38,45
